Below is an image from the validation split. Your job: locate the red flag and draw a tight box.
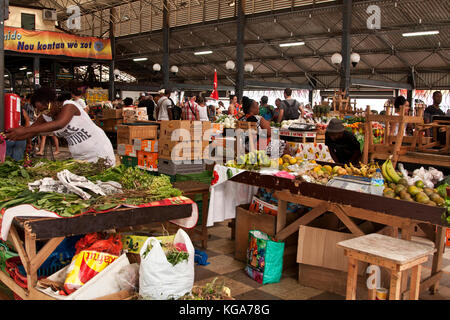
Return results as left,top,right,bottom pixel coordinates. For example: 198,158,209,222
210,69,219,100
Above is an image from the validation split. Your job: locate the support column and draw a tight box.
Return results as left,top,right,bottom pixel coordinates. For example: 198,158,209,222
340,0,352,96
33,56,40,89
109,8,116,100
0,0,8,132
235,0,246,102
162,0,169,89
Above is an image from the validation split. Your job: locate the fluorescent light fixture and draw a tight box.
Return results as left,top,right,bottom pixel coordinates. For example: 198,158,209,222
402,30,439,37
27,71,33,75
133,57,148,62
279,41,305,47
19,67,27,70
194,50,213,55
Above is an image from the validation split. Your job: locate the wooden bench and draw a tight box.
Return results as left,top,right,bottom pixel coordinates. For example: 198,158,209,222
337,233,435,300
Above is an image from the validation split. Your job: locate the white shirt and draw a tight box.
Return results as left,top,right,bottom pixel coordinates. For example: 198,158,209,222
157,96,172,121
75,98,87,110
198,105,209,121
43,100,116,166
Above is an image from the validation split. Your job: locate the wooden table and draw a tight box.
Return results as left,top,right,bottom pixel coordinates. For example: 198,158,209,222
0,204,192,300
173,181,210,248
230,170,447,299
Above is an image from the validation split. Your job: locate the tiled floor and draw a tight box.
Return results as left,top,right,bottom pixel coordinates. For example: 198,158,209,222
193,220,450,300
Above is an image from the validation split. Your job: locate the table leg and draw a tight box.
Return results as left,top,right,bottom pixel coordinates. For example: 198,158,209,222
410,264,422,300
430,226,445,294
389,270,402,300
201,192,209,249
346,257,358,300
24,232,37,293
276,200,287,234
400,225,413,297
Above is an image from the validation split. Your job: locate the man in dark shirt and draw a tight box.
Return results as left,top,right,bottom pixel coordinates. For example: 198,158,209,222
325,118,362,165
424,91,445,142
138,94,156,121
424,91,444,123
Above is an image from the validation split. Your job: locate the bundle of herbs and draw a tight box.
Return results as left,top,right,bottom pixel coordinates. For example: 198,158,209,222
142,240,189,266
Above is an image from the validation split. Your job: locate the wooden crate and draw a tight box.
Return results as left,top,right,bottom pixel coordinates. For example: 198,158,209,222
234,204,299,270
117,125,158,145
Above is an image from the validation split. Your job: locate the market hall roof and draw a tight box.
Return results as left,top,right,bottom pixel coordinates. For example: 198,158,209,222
10,0,450,90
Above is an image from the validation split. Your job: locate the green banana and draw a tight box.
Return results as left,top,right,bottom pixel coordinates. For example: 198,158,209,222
381,161,393,182
385,159,401,183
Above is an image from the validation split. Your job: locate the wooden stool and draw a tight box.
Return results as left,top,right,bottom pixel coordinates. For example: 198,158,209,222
337,233,435,300
173,180,210,249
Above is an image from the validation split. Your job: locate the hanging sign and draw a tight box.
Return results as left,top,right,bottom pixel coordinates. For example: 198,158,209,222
4,27,112,60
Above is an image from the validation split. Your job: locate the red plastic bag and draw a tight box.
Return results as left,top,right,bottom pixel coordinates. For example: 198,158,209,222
63,233,122,295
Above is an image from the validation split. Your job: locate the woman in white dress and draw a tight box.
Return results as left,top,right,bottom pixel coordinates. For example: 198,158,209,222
6,88,116,166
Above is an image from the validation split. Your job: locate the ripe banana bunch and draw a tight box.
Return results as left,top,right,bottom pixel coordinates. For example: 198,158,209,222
381,158,401,183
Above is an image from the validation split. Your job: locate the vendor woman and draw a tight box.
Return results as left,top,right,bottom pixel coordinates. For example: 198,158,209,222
325,118,361,165
5,87,116,166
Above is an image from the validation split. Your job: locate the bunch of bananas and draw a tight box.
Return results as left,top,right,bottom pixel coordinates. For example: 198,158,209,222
226,150,271,170
381,158,401,183
334,162,379,178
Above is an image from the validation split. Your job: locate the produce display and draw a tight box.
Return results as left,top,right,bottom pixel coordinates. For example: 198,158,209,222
214,115,237,129
0,158,182,216
225,150,272,170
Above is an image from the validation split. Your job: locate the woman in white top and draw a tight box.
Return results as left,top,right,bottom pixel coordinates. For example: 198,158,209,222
196,96,210,121
6,88,116,166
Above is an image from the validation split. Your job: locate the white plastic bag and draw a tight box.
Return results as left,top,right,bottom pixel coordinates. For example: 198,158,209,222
139,229,195,300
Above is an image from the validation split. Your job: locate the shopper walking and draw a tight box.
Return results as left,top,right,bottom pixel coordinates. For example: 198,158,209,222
156,89,174,121
277,88,304,122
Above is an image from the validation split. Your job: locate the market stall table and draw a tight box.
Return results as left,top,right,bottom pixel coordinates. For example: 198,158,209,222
229,170,447,299
0,203,192,300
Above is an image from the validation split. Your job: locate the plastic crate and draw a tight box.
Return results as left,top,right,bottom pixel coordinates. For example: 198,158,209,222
175,171,213,185
158,158,205,176
120,155,138,168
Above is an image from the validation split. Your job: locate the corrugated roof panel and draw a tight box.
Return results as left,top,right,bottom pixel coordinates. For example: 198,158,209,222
205,0,220,22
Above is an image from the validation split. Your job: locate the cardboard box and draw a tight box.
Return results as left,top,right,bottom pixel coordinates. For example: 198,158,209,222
249,196,278,216
137,151,158,171
234,204,300,269
159,120,209,141
158,148,205,161
117,125,158,145
102,108,123,119
158,140,210,161
297,224,393,274
97,118,123,132
117,144,137,157
236,121,257,130
133,139,158,152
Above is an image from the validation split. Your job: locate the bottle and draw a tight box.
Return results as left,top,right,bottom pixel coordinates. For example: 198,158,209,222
370,169,385,196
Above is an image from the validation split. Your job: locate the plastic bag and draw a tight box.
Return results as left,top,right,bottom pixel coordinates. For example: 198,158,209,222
139,229,194,300
63,233,122,295
116,263,140,291
245,230,285,285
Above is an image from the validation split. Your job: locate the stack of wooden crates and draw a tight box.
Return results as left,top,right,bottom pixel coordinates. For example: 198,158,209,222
158,120,211,175
117,124,159,171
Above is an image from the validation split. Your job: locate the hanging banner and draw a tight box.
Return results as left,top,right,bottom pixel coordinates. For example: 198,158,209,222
4,27,112,60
